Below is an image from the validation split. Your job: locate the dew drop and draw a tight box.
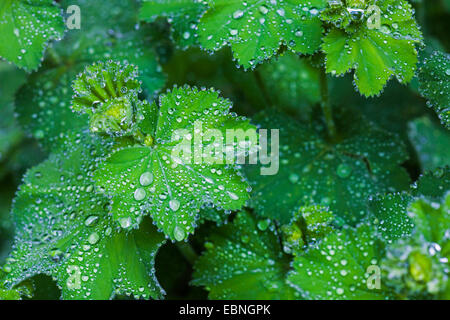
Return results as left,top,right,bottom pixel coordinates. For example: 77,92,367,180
134,188,146,201
173,226,186,241
169,199,180,211
88,232,100,245
139,172,153,186
336,163,352,178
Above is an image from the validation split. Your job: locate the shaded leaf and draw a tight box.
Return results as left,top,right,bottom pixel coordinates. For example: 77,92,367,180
245,109,410,224
192,211,297,299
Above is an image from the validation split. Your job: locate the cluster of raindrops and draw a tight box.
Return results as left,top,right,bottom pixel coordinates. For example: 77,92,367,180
197,0,325,69
418,51,450,129
1,134,166,299
192,211,299,299
139,0,209,49
0,0,64,70
246,110,410,225
93,85,252,241
321,0,423,97
287,225,385,299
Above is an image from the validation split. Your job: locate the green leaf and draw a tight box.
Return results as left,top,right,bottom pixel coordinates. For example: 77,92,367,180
369,167,450,243
369,192,414,242
321,0,422,97
287,224,391,299
381,194,450,299
15,30,165,150
244,109,410,224
0,0,64,71
0,63,26,163
0,272,33,300
417,51,450,129
198,0,326,69
281,205,334,254
94,86,253,241
2,134,166,300
139,0,208,49
413,167,450,199
408,117,450,171
192,211,298,299
259,53,321,114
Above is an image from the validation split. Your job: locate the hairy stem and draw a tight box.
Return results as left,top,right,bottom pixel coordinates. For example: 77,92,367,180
176,242,198,265
319,69,336,138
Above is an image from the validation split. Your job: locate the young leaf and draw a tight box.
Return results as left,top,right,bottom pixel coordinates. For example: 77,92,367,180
192,211,298,299
417,51,450,129
15,30,165,150
408,117,450,171
71,61,149,137
244,109,410,224
281,205,334,254
139,0,208,49
2,134,166,300
287,224,391,299
321,0,423,97
198,0,326,69
93,86,254,241
0,0,64,71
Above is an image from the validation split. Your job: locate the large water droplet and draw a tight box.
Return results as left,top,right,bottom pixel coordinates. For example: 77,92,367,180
85,215,99,226
120,217,132,229
139,172,153,186
173,226,186,241
169,199,180,211
88,232,100,245
134,188,146,201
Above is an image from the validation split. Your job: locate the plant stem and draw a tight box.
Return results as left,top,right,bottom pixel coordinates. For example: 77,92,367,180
176,242,198,265
319,69,336,138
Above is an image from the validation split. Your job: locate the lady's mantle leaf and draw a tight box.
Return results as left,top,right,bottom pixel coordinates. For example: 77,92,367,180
321,0,422,97
0,0,64,71
287,224,391,299
192,211,298,299
369,167,450,243
381,194,450,299
281,205,334,254
16,32,165,150
0,272,33,300
94,86,254,241
417,51,450,129
2,134,165,300
198,0,326,69
259,53,321,115
408,117,450,171
245,110,410,225
139,0,208,49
